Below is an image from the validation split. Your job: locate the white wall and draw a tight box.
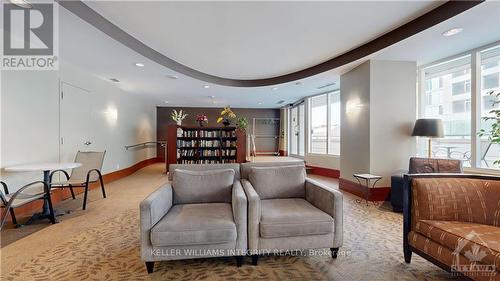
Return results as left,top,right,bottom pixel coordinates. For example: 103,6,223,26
1,62,158,192
370,60,417,186
340,61,371,179
339,60,417,186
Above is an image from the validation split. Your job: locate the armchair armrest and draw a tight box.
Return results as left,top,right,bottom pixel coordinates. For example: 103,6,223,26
305,178,343,248
140,183,173,261
49,169,70,183
241,179,261,252
140,183,173,230
86,169,103,184
232,181,247,253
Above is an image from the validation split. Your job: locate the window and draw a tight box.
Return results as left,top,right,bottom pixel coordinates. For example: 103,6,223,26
452,80,471,96
309,95,328,154
329,91,341,155
419,44,500,170
290,107,298,155
289,103,305,156
420,55,471,166
482,73,499,90
479,46,500,169
298,104,305,156
306,91,341,155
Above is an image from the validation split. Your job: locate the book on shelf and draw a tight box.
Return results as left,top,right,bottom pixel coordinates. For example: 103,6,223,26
167,124,246,168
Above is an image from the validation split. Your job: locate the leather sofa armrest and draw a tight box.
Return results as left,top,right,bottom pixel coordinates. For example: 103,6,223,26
232,181,248,253
305,178,343,248
241,179,261,252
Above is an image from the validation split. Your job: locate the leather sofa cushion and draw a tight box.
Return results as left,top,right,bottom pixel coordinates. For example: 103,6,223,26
408,157,463,174
172,169,234,204
151,203,236,247
414,220,500,270
249,165,306,199
260,198,333,238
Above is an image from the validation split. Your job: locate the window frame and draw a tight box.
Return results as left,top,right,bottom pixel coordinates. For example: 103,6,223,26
417,42,500,172
306,90,341,156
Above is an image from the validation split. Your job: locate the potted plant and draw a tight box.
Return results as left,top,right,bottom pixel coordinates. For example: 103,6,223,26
236,117,248,132
478,90,499,167
196,115,208,127
217,106,237,127
171,109,187,126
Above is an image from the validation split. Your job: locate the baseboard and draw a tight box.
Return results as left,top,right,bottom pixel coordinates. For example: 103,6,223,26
339,178,391,201
278,150,288,156
2,157,163,221
306,165,340,178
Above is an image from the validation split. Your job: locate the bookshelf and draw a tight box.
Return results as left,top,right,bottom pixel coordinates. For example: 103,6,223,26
167,124,246,170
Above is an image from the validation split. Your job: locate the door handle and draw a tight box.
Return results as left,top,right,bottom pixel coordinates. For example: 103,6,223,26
84,141,92,145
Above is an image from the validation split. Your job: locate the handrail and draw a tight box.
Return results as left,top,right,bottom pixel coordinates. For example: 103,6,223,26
125,141,166,150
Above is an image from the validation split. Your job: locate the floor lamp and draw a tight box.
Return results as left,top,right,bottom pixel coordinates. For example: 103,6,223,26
412,119,444,158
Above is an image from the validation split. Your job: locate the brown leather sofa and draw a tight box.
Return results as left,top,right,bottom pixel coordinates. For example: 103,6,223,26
391,157,463,212
403,174,500,281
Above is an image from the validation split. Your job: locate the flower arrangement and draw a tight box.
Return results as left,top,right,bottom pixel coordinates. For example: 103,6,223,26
171,109,187,125
196,115,208,127
217,106,237,126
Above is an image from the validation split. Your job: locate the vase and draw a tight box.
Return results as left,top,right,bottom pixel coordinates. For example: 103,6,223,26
222,119,231,127
176,121,182,126
198,121,205,127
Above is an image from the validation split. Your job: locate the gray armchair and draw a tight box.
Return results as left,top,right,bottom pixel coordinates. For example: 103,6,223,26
240,162,343,265
140,164,247,273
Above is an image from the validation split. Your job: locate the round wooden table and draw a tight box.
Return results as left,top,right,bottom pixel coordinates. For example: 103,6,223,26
5,162,82,224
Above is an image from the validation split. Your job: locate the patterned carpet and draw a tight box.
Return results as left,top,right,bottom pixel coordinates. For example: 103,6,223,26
1,193,462,281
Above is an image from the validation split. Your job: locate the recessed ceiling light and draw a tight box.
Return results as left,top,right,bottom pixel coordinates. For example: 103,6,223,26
210,95,215,99
258,102,262,105
272,87,279,91
109,78,120,82
164,101,169,104
8,0,32,9
442,28,463,37
134,62,145,67
204,85,210,89
167,75,179,79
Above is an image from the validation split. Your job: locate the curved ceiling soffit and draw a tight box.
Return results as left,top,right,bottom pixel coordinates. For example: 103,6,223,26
58,0,483,87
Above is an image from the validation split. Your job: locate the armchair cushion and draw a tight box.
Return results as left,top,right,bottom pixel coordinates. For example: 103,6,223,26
172,169,235,204
248,165,306,199
260,198,333,238
150,203,236,247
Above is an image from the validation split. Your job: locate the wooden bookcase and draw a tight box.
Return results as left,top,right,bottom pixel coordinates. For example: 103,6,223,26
167,124,246,170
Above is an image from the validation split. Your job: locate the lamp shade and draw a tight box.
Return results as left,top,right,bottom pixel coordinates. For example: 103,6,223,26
412,118,444,138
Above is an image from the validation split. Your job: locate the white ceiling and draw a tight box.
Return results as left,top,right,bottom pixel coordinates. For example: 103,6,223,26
84,0,442,80
58,1,500,108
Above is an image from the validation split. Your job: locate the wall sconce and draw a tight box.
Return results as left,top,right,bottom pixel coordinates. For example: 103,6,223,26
104,106,118,125
345,98,364,114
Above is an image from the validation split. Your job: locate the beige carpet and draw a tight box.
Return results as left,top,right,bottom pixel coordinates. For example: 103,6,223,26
1,164,460,280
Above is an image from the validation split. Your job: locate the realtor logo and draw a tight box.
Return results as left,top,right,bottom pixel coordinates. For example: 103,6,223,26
2,1,58,70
